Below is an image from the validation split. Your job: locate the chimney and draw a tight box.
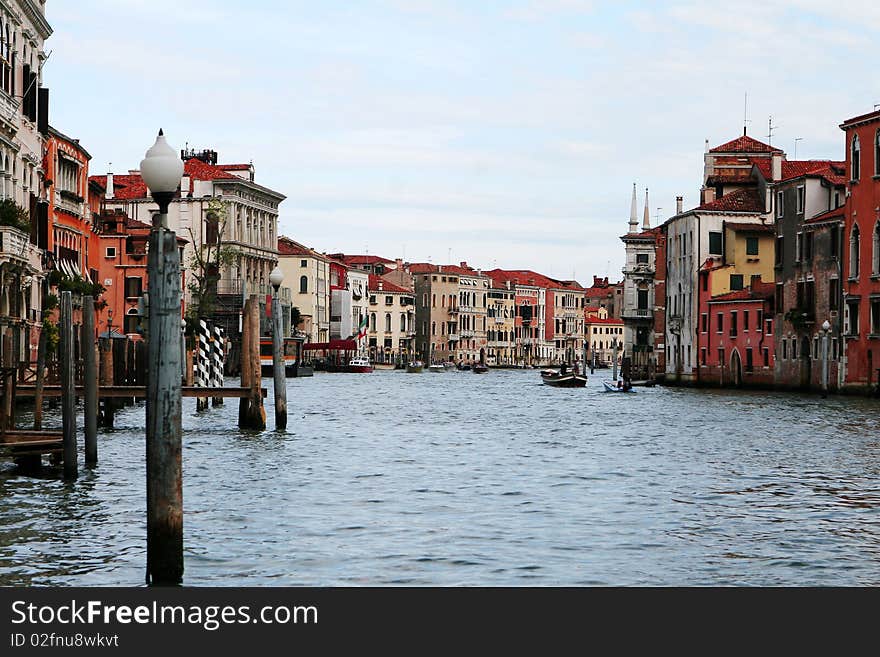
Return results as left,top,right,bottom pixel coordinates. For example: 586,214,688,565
676,196,683,214
378,281,383,291
396,258,403,269
460,261,467,269
643,187,650,230
771,152,782,181
106,169,114,199
703,187,716,204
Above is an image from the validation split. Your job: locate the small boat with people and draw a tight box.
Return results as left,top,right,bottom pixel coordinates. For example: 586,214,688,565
473,364,489,374
540,365,587,388
406,360,424,373
345,357,374,373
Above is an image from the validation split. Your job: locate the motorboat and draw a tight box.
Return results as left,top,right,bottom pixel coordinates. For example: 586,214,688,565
602,380,636,393
406,361,424,373
541,368,587,388
345,357,373,373
473,364,489,374
427,364,446,373
456,363,471,371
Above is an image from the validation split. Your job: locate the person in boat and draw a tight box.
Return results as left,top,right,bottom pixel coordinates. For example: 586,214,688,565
560,363,567,375
617,380,622,389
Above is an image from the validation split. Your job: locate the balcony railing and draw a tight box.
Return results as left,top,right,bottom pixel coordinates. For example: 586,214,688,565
621,308,651,319
0,226,42,270
447,333,460,341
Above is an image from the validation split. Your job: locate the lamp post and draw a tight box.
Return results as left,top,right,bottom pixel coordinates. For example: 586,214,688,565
269,265,287,430
821,319,831,398
141,129,184,586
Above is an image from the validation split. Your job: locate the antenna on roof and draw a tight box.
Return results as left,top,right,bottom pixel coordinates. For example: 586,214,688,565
793,137,803,160
766,116,778,145
743,92,751,135
655,207,663,224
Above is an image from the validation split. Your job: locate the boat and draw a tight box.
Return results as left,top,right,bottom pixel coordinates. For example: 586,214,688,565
346,357,373,373
456,362,471,371
473,364,489,374
372,362,396,371
603,380,636,393
406,360,424,373
442,362,456,371
427,364,446,373
541,369,587,388
259,336,309,377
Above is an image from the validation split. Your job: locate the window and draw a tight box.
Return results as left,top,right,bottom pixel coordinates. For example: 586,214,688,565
796,185,805,214
385,313,391,333
775,235,784,265
830,225,839,259
746,348,753,372
124,276,142,299
708,231,722,255
850,225,860,279
701,348,707,365
701,313,708,333
716,312,723,333
370,313,376,332
804,232,813,261
782,339,788,360
636,253,649,264
873,221,880,275
300,259,307,267
876,129,880,177
757,310,763,331
385,296,393,306
730,274,744,291
743,310,750,331
746,237,759,256
852,134,861,181
400,313,407,332
105,246,116,258
205,213,219,245
730,311,738,337
776,190,784,218
637,289,649,310
871,298,880,336
846,300,859,336
795,232,802,262
762,348,769,368
765,318,773,335
829,278,839,310
124,309,139,335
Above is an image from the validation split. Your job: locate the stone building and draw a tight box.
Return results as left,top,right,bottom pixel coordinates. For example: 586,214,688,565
411,263,461,363
486,280,516,366
277,236,329,344
366,274,415,365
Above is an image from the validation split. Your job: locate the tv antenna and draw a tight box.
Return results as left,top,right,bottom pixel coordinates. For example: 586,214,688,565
793,137,803,159
766,116,778,145
743,92,751,134
655,207,663,224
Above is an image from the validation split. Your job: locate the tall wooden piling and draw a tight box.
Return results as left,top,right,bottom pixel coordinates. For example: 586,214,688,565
60,291,77,480
99,337,115,428
238,295,266,430
83,295,98,465
145,225,183,585
271,292,287,431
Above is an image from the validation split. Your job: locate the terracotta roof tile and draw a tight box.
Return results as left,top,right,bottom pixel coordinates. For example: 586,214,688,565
724,221,774,233
331,254,395,266
696,188,765,213
804,207,845,226
709,135,782,154
709,281,774,303
277,236,327,259
368,274,411,294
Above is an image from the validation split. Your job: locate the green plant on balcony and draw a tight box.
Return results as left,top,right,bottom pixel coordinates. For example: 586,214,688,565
0,199,30,233
784,307,815,332
48,269,106,305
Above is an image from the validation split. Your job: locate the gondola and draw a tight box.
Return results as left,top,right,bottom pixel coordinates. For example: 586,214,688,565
540,369,587,388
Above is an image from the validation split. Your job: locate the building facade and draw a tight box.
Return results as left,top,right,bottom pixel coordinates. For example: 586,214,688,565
411,264,460,363
366,274,415,364
277,236,330,344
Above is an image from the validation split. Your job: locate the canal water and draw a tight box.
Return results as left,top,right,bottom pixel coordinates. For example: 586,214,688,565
2,369,879,586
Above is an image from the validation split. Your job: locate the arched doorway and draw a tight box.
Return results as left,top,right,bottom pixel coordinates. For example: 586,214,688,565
730,349,743,387
800,335,812,389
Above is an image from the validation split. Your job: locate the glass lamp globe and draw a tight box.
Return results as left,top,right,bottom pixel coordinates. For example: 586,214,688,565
269,266,284,289
140,129,184,194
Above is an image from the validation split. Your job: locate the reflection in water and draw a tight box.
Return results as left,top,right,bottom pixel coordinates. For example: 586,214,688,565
2,372,880,586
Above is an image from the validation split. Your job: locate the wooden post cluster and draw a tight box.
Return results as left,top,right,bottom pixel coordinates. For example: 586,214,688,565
145,224,184,586
238,295,266,430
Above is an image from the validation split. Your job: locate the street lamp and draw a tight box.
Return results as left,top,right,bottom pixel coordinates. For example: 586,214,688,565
140,129,184,586
821,319,831,397
269,265,287,430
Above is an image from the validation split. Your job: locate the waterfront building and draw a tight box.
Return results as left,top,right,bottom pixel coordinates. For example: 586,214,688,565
484,269,554,366
0,0,52,371
366,274,415,364
277,236,330,343
839,108,880,391
769,158,847,390
329,258,351,341
486,280,516,366
411,263,460,363
699,279,776,386
453,263,490,364
620,185,664,379
91,148,285,341
328,253,395,276
584,309,624,368
583,276,623,319
348,267,369,346
663,133,775,383
548,280,586,365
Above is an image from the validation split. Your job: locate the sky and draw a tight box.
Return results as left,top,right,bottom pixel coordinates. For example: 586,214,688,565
44,0,879,283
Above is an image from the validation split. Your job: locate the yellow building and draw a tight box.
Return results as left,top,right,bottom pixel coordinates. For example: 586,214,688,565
277,236,330,342
706,222,776,298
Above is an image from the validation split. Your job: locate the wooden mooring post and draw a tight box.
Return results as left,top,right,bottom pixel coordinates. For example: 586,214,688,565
33,324,46,430
60,291,77,480
99,337,115,428
145,222,183,586
271,287,287,431
238,295,266,430
83,295,98,465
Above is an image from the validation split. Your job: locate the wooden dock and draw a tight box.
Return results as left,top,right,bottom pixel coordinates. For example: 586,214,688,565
15,385,267,399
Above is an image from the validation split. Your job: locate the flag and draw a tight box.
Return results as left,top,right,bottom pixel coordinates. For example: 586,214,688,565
356,315,368,341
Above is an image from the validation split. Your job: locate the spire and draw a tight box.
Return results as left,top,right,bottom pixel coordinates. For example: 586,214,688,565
628,183,638,233
643,188,650,229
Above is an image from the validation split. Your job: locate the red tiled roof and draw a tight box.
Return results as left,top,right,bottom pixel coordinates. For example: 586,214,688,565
709,135,782,154
780,160,846,182
706,170,757,186
219,164,252,171
332,254,395,266
408,263,438,274
724,221,774,233
840,109,880,129
696,188,765,213
89,158,236,201
709,281,774,303
804,207,845,226
183,157,236,181
368,274,411,294
484,269,561,290
277,236,327,259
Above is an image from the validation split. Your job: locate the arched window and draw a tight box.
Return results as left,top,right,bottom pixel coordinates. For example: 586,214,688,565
873,221,880,276
299,275,308,293
400,313,406,332
431,321,436,336
850,225,860,279
385,313,391,333
852,134,861,181
370,313,376,332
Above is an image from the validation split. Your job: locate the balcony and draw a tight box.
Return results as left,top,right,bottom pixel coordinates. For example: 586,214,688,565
461,329,475,338
0,226,42,271
447,333,460,341
620,308,652,320
55,189,85,217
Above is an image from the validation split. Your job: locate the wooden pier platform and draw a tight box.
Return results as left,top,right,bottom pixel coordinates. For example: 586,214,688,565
0,430,63,457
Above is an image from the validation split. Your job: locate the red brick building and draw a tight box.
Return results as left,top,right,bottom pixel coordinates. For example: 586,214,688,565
698,277,776,387
840,109,880,391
